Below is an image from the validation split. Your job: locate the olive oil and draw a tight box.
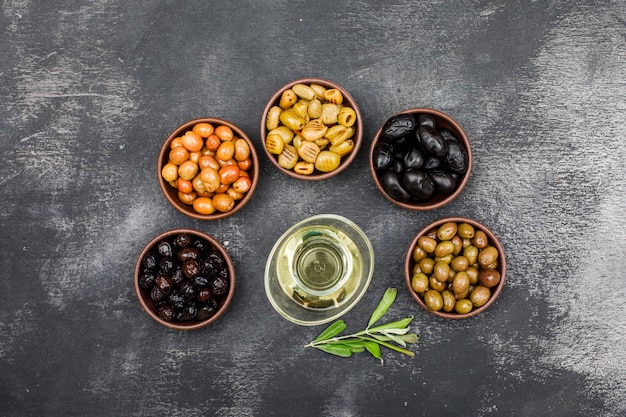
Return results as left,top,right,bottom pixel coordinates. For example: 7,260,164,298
274,225,362,310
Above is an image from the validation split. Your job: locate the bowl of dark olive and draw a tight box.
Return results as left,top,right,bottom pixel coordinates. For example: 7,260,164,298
404,217,506,319
370,108,472,210
135,229,235,330
260,78,364,180
158,117,259,220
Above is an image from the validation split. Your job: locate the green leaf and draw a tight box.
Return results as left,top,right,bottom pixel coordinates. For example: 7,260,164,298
314,320,347,342
363,341,382,362
381,327,411,336
367,288,397,328
315,343,352,358
349,346,365,353
374,333,419,344
368,317,413,333
383,332,406,347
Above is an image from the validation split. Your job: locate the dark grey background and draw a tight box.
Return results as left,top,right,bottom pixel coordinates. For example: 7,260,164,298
1,1,625,416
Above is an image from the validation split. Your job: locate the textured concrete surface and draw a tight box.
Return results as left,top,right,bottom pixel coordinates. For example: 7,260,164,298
1,1,625,416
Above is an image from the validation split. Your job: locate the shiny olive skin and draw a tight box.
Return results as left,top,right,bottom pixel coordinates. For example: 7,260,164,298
403,146,425,170
445,140,469,174
417,126,447,157
429,171,457,194
424,289,443,311
416,113,436,128
381,113,416,141
381,171,412,202
372,141,395,171
402,169,435,201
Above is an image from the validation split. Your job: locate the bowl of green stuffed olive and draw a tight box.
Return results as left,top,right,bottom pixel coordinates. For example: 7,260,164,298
370,108,472,210
260,78,363,180
135,229,236,330
404,217,506,319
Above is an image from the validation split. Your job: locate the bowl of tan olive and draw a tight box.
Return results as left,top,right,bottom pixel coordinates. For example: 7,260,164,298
260,78,363,180
404,217,506,319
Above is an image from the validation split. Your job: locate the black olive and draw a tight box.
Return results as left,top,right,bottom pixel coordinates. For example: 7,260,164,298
155,274,173,295
177,247,201,263
381,113,416,141
402,169,435,201
194,276,210,287
428,170,457,194
388,159,404,174
171,267,184,285
176,301,198,322
372,141,395,171
180,280,197,299
417,126,447,157
191,238,209,253
380,171,412,202
416,113,437,128
182,259,200,279
210,275,229,297
440,128,459,143
423,156,443,171
196,301,217,321
142,251,158,271
445,140,469,174
174,233,191,248
156,240,173,258
403,146,425,170
157,304,176,322
138,272,155,290
197,287,213,303
158,257,175,275
150,286,165,302
167,291,186,309
207,251,225,269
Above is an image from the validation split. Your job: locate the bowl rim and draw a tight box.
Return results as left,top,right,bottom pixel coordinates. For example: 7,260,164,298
404,216,506,319
157,117,259,220
134,228,236,330
369,107,472,211
264,213,375,326
260,77,364,181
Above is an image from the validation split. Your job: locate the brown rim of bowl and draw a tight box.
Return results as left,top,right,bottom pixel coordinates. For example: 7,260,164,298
369,108,472,211
404,217,506,319
260,77,364,181
157,117,259,220
134,228,236,330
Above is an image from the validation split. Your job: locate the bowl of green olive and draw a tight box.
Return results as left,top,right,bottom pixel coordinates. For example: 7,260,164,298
158,117,259,220
404,217,506,319
135,228,236,330
260,78,364,180
370,108,472,210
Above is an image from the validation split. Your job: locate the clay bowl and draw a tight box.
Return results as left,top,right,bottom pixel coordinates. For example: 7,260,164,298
260,78,363,181
404,217,506,319
370,108,472,210
135,228,236,330
158,117,259,220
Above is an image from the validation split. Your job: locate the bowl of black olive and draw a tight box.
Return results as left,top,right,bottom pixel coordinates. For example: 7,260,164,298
404,217,506,319
134,229,235,330
370,108,472,210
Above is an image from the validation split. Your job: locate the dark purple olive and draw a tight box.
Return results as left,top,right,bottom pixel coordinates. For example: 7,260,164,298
428,171,457,194
440,128,459,143
171,267,184,285
142,251,158,270
416,113,437,128
156,240,174,258
157,304,176,322
174,233,191,248
380,171,412,202
417,126,447,157
138,272,155,290
196,300,218,321
423,156,443,171
150,286,165,302
197,287,213,303
194,276,210,287
180,280,197,299
445,140,469,174
177,247,201,263
155,274,173,295
403,146,425,170
176,301,198,322
372,141,395,171
210,275,230,297
381,113,416,141
402,169,435,201
182,259,200,279
158,257,175,274
191,238,209,253
207,251,225,269
167,291,186,309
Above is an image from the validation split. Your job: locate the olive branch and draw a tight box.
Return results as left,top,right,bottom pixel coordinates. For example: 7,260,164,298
304,288,418,364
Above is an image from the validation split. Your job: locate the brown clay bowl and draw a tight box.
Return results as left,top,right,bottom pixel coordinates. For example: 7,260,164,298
260,78,363,181
158,117,259,220
404,217,506,319
135,228,236,330
370,108,472,210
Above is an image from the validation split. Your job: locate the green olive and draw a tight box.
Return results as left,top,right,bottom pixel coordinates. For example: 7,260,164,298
463,245,479,265
473,230,488,249
455,299,473,314
441,290,456,312
478,245,499,267
423,290,443,311
418,236,437,253
419,258,435,275
433,261,450,282
434,254,453,264
411,273,429,294
470,285,491,307
437,222,458,241
429,275,447,292
451,235,463,255
434,240,456,257
451,255,469,272
466,266,479,285
479,268,501,288
412,245,427,262
457,222,475,239
452,271,470,295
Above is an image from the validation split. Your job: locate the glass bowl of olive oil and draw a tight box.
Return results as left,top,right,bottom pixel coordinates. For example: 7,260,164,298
264,214,375,326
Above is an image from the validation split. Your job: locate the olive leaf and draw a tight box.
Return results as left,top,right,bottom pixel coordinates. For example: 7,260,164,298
305,288,418,364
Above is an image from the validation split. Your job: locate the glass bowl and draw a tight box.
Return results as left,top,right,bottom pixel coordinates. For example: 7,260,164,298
264,214,374,326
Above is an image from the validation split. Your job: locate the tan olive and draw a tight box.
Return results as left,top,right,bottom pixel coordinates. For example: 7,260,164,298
279,109,305,131
178,160,198,181
213,193,235,212
419,257,435,274
301,119,328,141
268,126,295,144
292,83,316,100
451,255,469,272
292,101,309,120
479,268,501,288
423,290,443,311
418,236,437,253
441,290,456,312
279,89,297,109
433,261,450,282
435,254,453,264
337,106,357,127
320,103,340,125
324,125,349,146
323,88,343,104
192,196,216,215
178,190,197,205
297,141,320,163
265,134,285,155
452,271,470,295
434,241,455,258
266,106,282,130
199,167,220,193
473,230,488,249
216,140,235,161
411,273,429,294
313,137,330,149
315,151,341,172
329,139,354,156
437,222,458,241
429,276,447,292
234,139,250,162
307,98,322,119
478,245,499,267
161,163,179,183
457,223,475,239
412,245,427,262
278,144,298,169
169,146,189,165
470,286,491,307
310,83,327,99
226,187,244,201
455,299,473,314
293,161,314,175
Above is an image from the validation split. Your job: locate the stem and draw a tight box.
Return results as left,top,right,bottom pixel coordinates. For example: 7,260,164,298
305,331,415,357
